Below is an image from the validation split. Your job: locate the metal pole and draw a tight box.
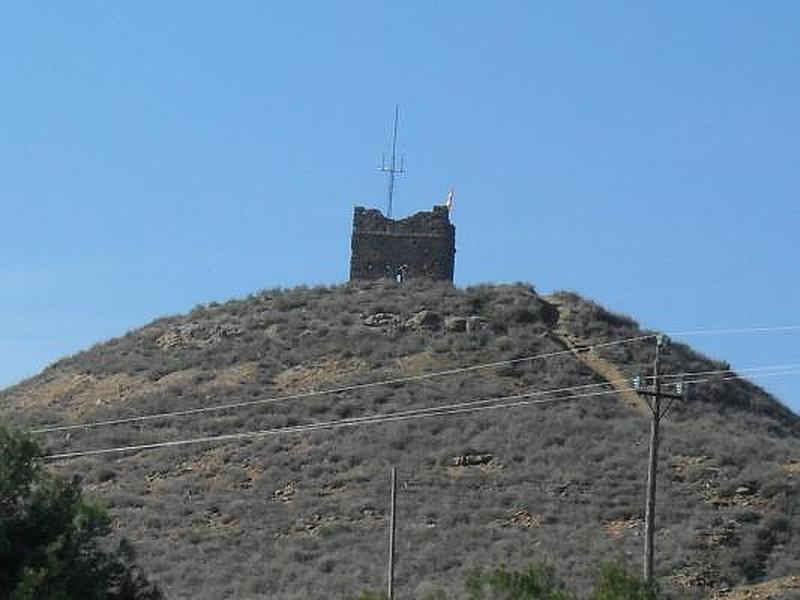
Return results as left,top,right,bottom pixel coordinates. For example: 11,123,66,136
387,105,399,218
378,104,405,219
387,466,397,600
643,337,662,588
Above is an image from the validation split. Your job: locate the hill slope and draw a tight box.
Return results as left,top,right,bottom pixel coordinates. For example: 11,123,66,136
1,282,798,599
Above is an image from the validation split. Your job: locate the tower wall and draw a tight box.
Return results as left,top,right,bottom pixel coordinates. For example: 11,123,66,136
349,205,456,281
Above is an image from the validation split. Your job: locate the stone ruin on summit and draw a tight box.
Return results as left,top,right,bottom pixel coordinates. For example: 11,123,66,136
349,204,456,282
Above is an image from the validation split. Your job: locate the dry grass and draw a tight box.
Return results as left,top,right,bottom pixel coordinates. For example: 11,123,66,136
1,281,798,599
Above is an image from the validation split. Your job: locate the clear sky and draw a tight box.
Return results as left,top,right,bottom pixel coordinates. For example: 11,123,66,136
2,2,799,413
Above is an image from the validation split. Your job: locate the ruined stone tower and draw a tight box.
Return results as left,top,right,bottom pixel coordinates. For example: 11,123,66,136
349,205,456,282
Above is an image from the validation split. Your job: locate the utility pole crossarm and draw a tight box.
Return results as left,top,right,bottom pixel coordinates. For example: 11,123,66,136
633,367,687,414
636,389,684,401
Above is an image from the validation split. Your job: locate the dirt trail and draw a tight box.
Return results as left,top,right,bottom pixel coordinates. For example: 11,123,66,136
546,296,650,416
718,576,800,600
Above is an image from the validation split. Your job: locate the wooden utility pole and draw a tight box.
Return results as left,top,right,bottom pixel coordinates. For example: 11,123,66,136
642,336,662,586
634,335,684,589
387,467,397,600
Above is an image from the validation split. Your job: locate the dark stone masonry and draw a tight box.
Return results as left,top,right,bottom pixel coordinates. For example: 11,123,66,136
349,205,456,282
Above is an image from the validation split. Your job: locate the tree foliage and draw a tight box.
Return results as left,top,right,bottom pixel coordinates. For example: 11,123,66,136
0,426,161,600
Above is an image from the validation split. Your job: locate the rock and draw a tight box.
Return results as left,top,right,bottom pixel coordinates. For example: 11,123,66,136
272,481,297,503
735,486,752,495
452,453,493,467
444,316,468,332
363,312,401,328
510,509,540,528
466,316,489,333
155,331,185,350
154,322,242,350
405,310,442,330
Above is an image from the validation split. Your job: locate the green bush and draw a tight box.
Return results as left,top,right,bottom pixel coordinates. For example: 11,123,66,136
465,564,573,600
588,563,655,600
347,562,659,600
351,591,387,600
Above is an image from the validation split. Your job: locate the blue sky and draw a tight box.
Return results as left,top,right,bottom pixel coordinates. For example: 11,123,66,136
2,2,799,413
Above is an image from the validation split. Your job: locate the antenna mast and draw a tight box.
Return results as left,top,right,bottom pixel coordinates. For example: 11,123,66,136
379,104,405,218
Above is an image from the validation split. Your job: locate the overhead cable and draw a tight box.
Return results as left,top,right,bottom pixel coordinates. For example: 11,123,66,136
666,324,800,337
31,334,655,434
41,366,800,461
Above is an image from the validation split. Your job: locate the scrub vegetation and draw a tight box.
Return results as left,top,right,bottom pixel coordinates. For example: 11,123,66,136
1,281,797,599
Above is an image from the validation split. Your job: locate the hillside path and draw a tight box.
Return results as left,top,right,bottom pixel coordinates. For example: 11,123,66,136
545,296,651,416
717,576,800,600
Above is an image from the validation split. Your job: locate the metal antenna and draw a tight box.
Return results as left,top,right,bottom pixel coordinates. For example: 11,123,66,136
379,104,405,218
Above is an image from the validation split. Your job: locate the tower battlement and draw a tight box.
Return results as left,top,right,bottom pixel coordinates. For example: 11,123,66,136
349,205,456,282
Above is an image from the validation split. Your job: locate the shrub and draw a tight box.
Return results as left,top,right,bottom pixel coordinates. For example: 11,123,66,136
465,564,573,600
588,562,655,600
351,592,387,600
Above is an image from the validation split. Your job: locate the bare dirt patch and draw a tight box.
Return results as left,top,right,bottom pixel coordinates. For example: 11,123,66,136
12,371,147,413
395,350,435,376
720,576,800,600
782,461,800,476
601,518,640,538
209,362,259,387
275,358,369,392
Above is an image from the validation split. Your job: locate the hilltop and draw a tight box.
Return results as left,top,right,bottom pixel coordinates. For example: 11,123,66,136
1,281,798,599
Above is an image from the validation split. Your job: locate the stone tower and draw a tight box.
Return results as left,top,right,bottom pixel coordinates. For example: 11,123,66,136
349,205,456,282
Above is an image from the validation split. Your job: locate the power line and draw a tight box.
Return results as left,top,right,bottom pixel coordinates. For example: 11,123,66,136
665,324,800,337
30,322,800,436
40,366,800,461
32,354,800,437
659,361,800,383
41,388,621,461
31,334,655,434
